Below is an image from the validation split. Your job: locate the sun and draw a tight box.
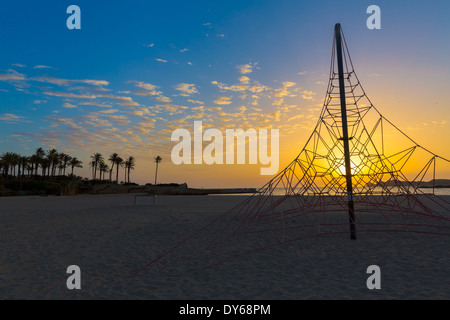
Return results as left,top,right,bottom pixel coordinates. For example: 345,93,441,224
336,156,362,176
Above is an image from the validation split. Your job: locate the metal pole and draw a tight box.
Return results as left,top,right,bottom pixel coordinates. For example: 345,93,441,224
335,23,356,239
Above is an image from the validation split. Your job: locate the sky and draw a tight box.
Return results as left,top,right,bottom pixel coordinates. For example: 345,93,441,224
0,0,449,188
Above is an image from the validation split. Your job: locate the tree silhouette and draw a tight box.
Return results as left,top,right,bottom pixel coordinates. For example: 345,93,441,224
123,156,135,183
154,156,162,185
115,156,123,183
90,152,104,180
69,157,83,175
108,153,119,182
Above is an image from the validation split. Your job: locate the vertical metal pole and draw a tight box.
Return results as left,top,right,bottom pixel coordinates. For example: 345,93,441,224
335,23,356,239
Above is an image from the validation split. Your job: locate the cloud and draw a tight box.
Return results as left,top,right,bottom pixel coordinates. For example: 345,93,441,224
175,83,198,95
46,116,81,128
132,81,157,91
96,109,119,114
12,63,26,68
211,81,247,92
62,103,77,109
131,80,170,103
155,58,168,63
0,70,26,81
301,90,316,101
191,106,204,112
211,79,269,94
43,91,96,99
248,84,269,93
272,99,283,106
129,106,155,117
180,48,189,52
82,80,109,86
214,96,232,105
79,101,112,108
239,76,250,84
288,114,304,122
156,104,188,114
267,110,281,121
135,90,160,97
97,93,136,102
108,114,130,126
33,76,109,87
117,100,141,107
188,99,204,104
238,63,253,74
131,81,163,100
283,81,296,87
0,113,31,123
155,96,171,103
33,65,53,69
143,43,154,47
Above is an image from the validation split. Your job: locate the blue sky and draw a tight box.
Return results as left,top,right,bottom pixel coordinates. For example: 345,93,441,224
0,1,449,186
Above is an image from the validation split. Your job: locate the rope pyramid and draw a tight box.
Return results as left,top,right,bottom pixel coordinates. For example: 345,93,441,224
130,25,450,275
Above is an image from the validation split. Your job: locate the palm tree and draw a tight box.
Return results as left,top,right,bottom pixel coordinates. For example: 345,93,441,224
121,160,127,183
114,156,123,183
18,155,29,178
98,161,109,181
40,157,50,177
61,153,71,176
108,153,119,182
29,154,38,176
11,152,20,177
90,152,104,180
89,159,96,179
34,147,45,175
125,156,135,183
69,157,83,175
154,156,162,185
0,152,15,177
57,152,66,175
46,149,58,176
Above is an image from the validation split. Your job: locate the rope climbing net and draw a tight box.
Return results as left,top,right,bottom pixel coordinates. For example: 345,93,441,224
130,25,450,275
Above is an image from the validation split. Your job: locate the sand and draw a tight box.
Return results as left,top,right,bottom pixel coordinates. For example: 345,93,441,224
0,194,449,299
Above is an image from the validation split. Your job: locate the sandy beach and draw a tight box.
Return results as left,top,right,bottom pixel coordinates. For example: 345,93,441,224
0,194,449,300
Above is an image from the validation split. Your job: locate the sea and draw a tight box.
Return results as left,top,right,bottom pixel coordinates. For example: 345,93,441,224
214,187,450,196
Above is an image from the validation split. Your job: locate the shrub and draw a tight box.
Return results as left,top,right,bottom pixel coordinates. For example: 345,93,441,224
5,180,60,195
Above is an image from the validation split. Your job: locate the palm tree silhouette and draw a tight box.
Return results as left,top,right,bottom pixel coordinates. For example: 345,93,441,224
154,156,162,185
61,153,71,176
34,147,45,176
108,153,119,182
124,156,135,183
46,149,58,176
69,157,83,175
40,157,50,177
0,152,15,177
115,156,123,183
10,152,19,176
90,152,104,180
98,161,109,181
